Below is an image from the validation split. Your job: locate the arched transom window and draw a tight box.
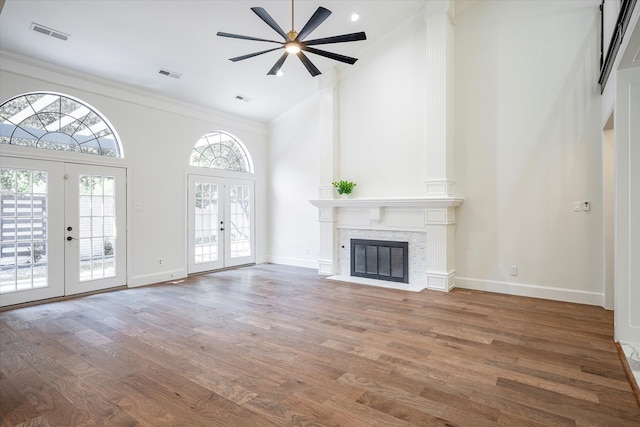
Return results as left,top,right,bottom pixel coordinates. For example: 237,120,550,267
190,131,253,173
0,92,122,157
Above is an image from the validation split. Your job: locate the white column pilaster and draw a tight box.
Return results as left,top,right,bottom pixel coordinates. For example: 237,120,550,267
318,68,338,200
424,0,456,197
317,68,339,274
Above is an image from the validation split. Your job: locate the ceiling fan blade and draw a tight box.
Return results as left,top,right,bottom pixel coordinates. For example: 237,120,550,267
251,7,289,40
230,47,284,62
297,51,321,77
303,47,358,65
296,7,332,41
267,52,290,75
305,32,367,46
217,32,283,45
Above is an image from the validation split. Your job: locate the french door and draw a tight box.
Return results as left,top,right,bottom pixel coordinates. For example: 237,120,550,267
0,157,126,307
187,175,254,274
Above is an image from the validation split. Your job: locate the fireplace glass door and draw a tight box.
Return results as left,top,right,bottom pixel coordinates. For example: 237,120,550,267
351,239,408,283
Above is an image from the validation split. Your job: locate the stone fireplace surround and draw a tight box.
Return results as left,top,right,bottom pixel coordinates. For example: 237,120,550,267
309,196,463,292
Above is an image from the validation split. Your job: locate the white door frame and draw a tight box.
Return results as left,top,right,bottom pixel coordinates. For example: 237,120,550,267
0,157,65,306
64,163,127,296
0,154,128,307
187,173,255,274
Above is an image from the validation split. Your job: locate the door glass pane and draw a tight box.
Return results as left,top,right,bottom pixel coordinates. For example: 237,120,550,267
0,168,48,293
194,182,218,264
78,174,117,282
229,185,251,258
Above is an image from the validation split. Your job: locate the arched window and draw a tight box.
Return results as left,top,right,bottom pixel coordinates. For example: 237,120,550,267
190,131,253,173
0,92,122,157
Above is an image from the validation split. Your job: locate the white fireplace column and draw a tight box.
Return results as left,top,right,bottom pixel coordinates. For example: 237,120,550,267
424,0,456,197
424,206,458,291
316,69,339,275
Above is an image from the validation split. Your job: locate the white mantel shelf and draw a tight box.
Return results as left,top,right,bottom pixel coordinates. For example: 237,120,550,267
309,196,464,209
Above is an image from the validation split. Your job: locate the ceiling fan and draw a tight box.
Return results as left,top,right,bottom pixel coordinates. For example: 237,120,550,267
217,0,367,77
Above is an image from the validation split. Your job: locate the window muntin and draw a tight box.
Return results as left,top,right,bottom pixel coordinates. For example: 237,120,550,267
0,92,122,157
190,131,252,172
229,184,251,259
0,167,49,293
78,174,117,281
193,182,219,264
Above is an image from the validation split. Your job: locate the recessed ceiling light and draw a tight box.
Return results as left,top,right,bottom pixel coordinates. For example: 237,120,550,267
276,70,284,77
350,13,360,22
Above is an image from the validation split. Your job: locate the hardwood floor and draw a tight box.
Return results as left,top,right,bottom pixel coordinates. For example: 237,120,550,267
1,264,639,426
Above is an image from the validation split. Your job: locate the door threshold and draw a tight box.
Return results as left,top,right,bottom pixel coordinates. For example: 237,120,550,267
0,285,128,312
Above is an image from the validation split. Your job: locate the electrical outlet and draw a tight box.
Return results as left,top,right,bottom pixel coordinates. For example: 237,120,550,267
583,201,590,211
158,258,163,266
510,265,518,276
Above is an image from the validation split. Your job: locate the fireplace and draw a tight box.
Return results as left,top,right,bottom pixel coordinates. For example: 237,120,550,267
309,196,463,292
351,239,408,283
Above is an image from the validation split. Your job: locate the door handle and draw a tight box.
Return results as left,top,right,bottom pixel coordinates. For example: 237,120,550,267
220,228,225,231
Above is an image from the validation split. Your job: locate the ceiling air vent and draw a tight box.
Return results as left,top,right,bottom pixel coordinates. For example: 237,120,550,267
158,69,182,79
30,23,69,41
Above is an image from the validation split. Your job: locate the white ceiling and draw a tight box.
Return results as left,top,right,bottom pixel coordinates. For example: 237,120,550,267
0,0,434,123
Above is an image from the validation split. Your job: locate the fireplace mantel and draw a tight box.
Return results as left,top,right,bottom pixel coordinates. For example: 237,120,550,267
309,195,464,292
309,196,463,210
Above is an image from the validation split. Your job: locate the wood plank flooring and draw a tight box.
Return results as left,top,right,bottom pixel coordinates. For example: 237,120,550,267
1,264,639,426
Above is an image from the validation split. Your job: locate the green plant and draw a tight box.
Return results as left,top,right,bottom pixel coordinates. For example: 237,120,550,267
332,180,356,195
30,241,44,263
104,240,114,256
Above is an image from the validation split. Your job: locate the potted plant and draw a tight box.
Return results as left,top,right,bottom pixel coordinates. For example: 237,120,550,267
332,180,356,197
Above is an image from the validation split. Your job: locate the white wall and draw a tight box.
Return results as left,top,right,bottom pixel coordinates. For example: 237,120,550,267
268,93,321,268
0,52,268,287
266,11,431,268
455,0,604,304
338,13,428,197
269,0,607,305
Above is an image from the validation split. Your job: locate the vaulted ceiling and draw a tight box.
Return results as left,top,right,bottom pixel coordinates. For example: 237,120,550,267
0,0,447,123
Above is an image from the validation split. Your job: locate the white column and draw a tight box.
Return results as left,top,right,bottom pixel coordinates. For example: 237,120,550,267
316,68,339,274
425,207,457,290
424,0,456,197
318,68,338,199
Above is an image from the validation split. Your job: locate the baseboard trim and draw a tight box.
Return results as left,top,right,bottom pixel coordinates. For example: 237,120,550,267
128,269,187,288
267,256,318,270
455,277,604,306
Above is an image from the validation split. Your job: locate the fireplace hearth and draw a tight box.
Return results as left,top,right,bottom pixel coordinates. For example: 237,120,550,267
351,239,408,284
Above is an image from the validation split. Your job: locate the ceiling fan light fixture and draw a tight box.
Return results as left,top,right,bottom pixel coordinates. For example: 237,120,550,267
285,42,301,54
